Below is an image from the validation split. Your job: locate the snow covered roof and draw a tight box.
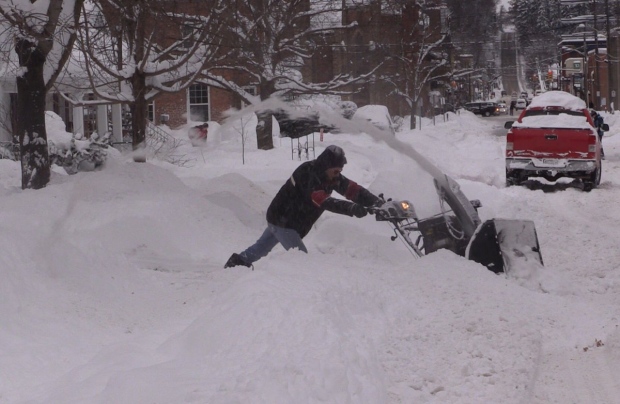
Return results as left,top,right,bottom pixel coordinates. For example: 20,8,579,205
513,91,592,129
513,114,592,129
526,91,587,111
510,91,593,129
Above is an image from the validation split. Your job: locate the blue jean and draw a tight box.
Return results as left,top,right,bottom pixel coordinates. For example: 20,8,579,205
239,223,308,264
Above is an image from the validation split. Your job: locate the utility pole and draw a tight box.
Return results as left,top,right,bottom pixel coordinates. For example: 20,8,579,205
605,0,613,111
593,0,601,109
585,28,589,107
580,23,589,106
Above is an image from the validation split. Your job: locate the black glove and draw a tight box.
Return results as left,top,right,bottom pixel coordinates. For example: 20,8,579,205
373,197,384,208
349,203,368,218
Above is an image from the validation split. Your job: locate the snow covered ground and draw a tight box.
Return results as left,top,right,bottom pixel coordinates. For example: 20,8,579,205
2,108,620,403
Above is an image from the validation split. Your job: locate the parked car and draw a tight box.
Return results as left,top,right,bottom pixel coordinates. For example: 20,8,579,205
515,98,527,110
352,105,396,134
503,90,607,191
464,102,499,117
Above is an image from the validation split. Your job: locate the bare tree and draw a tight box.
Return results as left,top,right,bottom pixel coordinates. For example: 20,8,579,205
380,1,451,129
68,0,225,157
204,0,382,150
446,0,499,68
233,113,255,165
0,0,84,189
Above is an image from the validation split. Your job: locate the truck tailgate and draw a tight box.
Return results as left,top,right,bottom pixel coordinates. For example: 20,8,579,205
508,127,595,159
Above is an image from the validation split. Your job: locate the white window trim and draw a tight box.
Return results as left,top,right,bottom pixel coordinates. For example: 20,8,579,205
148,100,155,122
241,85,257,108
187,84,211,124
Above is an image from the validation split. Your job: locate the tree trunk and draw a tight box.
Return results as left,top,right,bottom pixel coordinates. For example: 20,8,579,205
410,99,417,130
15,39,50,190
256,110,274,150
256,81,275,150
131,72,147,161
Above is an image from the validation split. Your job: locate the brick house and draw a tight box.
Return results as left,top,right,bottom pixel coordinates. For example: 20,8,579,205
0,0,454,143
318,0,452,118
150,0,453,130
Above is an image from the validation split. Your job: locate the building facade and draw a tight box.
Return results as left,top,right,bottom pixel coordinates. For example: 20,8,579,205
0,0,454,143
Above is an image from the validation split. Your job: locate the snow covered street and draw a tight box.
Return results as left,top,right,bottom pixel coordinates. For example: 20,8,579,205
2,110,620,403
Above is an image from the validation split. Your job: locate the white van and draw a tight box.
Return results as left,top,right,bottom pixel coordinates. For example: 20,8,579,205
515,99,527,110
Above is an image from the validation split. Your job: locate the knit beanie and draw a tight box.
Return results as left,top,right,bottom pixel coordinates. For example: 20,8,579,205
315,145,347,171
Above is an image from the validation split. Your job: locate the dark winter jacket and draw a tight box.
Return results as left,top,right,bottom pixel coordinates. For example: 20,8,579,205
593,113,604,137
266,147,380,238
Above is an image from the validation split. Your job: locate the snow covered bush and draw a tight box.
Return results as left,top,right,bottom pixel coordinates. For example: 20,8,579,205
0,112,114,173
46,111,113,174
0,142,18,160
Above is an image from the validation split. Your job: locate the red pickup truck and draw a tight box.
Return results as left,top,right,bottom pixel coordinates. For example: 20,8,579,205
504,91,607,191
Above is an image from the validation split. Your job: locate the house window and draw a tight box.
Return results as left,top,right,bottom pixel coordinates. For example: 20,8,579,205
84,93,97,138
180,25,194,49
51,93,72,132
147,101,155,122
440,7,449,34
189,84,209,122
418,11,430,28
241,86,256,108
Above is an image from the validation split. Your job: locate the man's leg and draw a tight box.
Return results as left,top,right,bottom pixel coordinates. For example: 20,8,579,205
225,227,279,268
238,227,281,264
226,224,307,268
268,224,308,253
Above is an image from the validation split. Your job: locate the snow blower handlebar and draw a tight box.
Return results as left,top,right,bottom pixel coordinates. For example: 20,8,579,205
367,194,418,222
367,195,423,257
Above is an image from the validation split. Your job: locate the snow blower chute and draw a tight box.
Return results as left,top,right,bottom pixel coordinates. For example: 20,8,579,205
371,174,543,274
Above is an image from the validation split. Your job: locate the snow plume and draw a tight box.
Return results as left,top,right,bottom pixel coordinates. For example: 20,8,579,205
223,96,452,187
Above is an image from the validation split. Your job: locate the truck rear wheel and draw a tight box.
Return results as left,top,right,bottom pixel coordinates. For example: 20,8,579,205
506,169,522,187
594,162,602,185
583,163,602,192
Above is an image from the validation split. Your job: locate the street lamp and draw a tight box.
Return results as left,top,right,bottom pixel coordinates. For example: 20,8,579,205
578,23,589,107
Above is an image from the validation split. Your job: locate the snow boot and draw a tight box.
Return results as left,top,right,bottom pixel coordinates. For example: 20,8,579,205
224,253,253,269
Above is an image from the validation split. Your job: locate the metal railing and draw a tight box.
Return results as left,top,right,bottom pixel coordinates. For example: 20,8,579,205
144,120,194,166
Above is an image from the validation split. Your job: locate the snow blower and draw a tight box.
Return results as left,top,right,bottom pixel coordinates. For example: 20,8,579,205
371,174,543,274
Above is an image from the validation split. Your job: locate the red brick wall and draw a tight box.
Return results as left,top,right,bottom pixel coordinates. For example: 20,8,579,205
153,86,234,129
155,92,187,128
210,87,234,122
332,0,449,118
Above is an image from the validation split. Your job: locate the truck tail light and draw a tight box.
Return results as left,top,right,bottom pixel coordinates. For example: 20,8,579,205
506,132,514,152
587,133,597,155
